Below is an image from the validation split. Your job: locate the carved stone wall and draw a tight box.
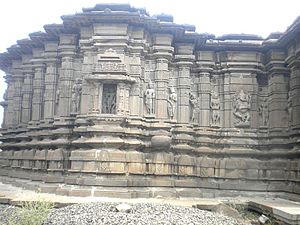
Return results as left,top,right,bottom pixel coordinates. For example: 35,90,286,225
0,4,299,199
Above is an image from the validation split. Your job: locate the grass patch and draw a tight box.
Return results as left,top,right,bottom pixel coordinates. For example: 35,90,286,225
8,199,54,225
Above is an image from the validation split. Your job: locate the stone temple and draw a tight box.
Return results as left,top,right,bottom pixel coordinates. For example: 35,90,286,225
0,4,299,199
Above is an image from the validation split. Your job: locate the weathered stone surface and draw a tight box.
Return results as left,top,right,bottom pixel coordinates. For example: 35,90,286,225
211,203,244,221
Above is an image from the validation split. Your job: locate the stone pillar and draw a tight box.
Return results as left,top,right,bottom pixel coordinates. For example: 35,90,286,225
117,83,130,116
155,58,169,119
223,72,232,128
153,34,173,120
57,34,77,118
287,56,300,130
31,67,45,122
267,50,289,130
4,75,14,128
21,55,34,125
0,82,8,128
129,55,142,116
21,73,34,124
80,47,94,114
43,42,59,122
176,43,194,124
198,72,211,126
177,64,192,123
11,60,24,127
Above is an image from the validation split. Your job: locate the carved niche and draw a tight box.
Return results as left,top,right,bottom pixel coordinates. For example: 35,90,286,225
102,84,117,114
84,48,135,115
258,98,269,127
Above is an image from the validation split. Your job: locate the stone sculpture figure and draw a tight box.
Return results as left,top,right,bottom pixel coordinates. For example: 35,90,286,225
210,90,220,126
102,84,117,114
233,89,251,127
71,78,82,113
189,92,198,123
167,87,177,120
258,99,269,127
144,82,155,115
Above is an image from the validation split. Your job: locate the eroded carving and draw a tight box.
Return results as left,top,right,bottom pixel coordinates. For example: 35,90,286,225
167,87,177,120
102,84,117,114
210,90,220,127
259,99,269,127
71,78,82,113
189,92,199,123
144,82,155,115
233,89,251,127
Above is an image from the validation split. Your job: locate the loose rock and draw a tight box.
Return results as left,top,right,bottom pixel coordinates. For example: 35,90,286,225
114,203,132,213
43,202,240,225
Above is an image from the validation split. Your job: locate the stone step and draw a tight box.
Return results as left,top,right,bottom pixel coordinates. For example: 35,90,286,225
249,199,300,225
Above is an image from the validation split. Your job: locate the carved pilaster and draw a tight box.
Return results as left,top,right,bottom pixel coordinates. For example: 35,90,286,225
11,60,24,127
31,65,45,122
287,57,300,130
223,72,232,128
154,58,169,119
0,80,9,128
21,73,33,124
81,48,94,114
117,83,130,115
57,34,77,118
129,54,142,116
177,64,192,123
30,49,45,124
176,43,195,124
20,54,34,125
153,34,173,120
43,42,59,122
197,72,211,126
4,75,14,128
266,50,290,130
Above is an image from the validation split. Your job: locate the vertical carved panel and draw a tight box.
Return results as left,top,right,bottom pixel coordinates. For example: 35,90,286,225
102,84,117,114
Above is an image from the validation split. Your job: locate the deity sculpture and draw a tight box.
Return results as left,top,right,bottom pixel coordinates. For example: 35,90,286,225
167,87,177,120
144,82,155,115
71,78,82,113
102,84,117,114
258,99,269,127
189,92,198,123
210,90,220,126
233,89,251,127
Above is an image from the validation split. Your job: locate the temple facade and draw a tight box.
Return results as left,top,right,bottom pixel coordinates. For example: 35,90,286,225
0,4,299,198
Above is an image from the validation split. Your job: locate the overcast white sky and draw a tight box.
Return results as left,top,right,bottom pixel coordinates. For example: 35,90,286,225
0,0,299,126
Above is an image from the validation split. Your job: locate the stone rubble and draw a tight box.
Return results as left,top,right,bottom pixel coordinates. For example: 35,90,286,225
0,204,15,225
42,202,239,225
